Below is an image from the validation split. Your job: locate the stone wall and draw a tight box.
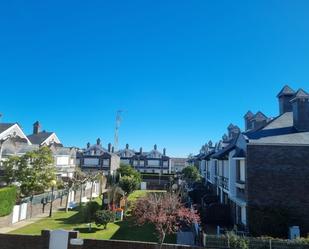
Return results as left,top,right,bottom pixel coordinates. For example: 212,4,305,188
0,232,49,249
246,144,309,236
0,233,201,249
69,239,201,249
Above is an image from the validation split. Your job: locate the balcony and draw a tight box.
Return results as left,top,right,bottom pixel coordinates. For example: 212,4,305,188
220,176,229,191
236,187,246,200
236,179,245,189
206,171,210,180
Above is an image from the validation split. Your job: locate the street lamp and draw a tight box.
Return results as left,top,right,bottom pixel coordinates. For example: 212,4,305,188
49,179,57,217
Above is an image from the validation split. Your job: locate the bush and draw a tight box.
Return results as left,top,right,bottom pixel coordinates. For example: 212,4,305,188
0,186,17,217
94,210,115,229
226,232,249,249
80,201,100,223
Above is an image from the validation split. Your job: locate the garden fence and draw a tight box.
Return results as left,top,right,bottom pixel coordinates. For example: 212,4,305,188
202,234,309,249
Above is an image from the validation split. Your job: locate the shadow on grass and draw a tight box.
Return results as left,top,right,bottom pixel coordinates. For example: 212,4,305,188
73,227,102,234
55,212,84,224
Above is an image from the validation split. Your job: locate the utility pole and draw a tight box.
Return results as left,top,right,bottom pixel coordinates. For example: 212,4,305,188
113,110,123,152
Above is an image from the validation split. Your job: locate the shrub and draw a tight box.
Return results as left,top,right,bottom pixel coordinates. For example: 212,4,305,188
0,186,17,217
80,201,100,223
94,210,115,229
226,232,249,249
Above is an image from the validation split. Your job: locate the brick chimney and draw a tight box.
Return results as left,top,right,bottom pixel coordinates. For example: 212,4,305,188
96,138,101,145
277,85,295,115
87,142,90,148
291,89,309,131
251,111,268,130
108,143,112,152
154,144,157,150
163,148,166,156
33,121,40,134
244,111,254,131
126,143,129,149
140,147,143,154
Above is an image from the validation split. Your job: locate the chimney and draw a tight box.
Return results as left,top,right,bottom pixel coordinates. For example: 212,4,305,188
87,142,90,148
291,89,309,131
208,140,213,148
163,148,166,156
227,124,235,138
126,143,129,149
108,143,112,152
33,121,40,134
154,144,157,150
111,146,115,153
251,111,268,130
222,134,228,142
244,111,254,131
96,138,101,145
140,147,143,154
277,85,295,115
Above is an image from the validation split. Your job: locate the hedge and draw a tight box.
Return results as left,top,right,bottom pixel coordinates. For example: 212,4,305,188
0,186,17,217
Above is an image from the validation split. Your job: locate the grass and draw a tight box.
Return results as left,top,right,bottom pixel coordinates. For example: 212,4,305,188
127,190,166,202
9,191,175,243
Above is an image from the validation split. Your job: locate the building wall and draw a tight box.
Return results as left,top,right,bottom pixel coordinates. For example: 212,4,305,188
246,144,309,236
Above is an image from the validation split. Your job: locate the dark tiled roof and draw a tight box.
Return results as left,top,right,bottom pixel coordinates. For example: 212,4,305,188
233,148,246,158
244,110,254,118
27,132,54,145
277,85,295,97
200,150,215,160
290,88,309,102
246,112,309,144
211,134,239,160
0,123,15,134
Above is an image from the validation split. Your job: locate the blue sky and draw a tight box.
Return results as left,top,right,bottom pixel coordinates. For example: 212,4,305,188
1,0,309,157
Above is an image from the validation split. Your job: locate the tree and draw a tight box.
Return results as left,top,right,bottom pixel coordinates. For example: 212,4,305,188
3,146,56,197
117,164,141,181
132,192,200,247
63,168,88,212
182,165,201,184
94,210,115,229
119,175,140,196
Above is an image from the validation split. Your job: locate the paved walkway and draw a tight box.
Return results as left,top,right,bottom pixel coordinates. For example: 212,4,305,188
0,212,49,234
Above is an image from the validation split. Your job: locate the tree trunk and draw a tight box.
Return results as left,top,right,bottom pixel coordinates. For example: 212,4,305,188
90,181,94,201
65,188,71,212
79,183,83,206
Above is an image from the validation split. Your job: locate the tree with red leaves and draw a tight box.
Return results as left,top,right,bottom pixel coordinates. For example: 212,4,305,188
132,192,200,247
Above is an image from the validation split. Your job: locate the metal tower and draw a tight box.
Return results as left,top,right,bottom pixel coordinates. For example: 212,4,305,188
113,110,123,152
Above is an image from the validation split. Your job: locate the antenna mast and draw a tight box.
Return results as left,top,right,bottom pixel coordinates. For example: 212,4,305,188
114,110,122,152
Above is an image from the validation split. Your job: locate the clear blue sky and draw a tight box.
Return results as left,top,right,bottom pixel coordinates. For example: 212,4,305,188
1,1,309,157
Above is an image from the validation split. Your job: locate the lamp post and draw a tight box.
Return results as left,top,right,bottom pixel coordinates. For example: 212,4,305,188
49,179,57,217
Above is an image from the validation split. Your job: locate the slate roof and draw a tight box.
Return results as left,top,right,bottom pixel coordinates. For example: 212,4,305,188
27,132,54,145
0,123,15,134
244,111,254,118
290,88,309,102
200,150,215,160
246,112,309,145
233,148,246,158
211,133,239,160
277,85,295,97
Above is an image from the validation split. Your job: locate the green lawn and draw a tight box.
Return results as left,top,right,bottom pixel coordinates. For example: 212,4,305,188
127,190,166,202
9,191,175,243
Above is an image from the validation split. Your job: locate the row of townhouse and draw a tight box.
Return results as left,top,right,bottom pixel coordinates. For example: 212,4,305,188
0,121,76,180
195,85,309,237
116,144,172,174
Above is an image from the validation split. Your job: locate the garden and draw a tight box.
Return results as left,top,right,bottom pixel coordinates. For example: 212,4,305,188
9,191,176,243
